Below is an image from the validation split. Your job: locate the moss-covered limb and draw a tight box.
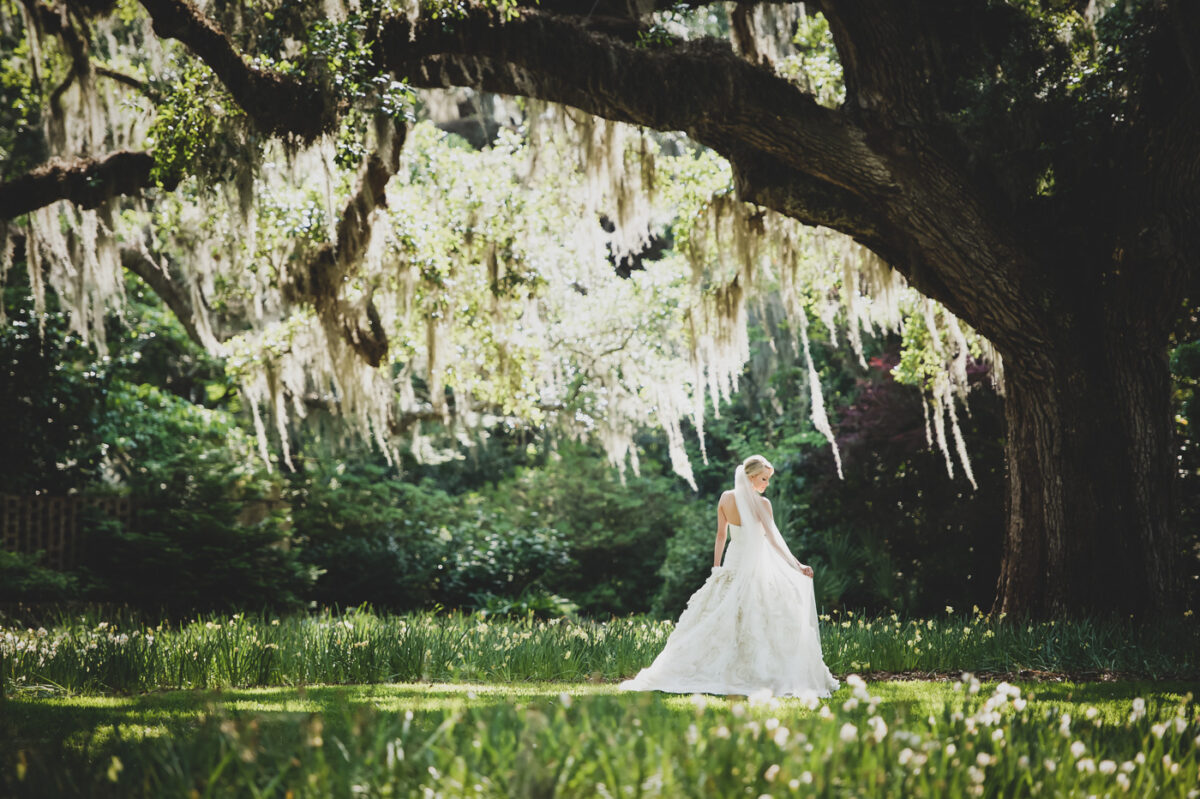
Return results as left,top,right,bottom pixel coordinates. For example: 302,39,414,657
118,246,214,351
137,0,335,141
286,120,407,368
93,65,159,99
0,151,169,220
378,8,1053,354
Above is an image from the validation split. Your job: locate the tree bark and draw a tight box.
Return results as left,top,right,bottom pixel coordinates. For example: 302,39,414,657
995,309,1180,617
0,151,168,219
138,0,334,140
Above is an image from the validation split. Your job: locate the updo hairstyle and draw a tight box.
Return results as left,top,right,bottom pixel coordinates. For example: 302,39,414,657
742,454,774,478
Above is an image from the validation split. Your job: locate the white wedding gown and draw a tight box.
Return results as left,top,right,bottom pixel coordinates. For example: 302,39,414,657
621,469,839,698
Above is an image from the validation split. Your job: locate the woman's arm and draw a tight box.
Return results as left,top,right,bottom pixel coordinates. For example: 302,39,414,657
714,499,729,568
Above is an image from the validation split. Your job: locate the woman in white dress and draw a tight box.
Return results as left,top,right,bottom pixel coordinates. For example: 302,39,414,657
621,455,839,698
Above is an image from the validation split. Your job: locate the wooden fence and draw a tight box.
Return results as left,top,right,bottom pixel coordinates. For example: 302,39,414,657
1,495,134,571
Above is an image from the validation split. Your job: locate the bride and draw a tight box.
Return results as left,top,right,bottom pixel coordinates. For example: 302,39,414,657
621,455,839,697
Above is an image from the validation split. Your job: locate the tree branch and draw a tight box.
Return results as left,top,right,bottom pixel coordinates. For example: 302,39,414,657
137,0,335,140
0,151,173,219
378,8,1048,350
119,245,213,349
94,65,161,100
383,12,892,207
40,1,1058,351
286,119,408,367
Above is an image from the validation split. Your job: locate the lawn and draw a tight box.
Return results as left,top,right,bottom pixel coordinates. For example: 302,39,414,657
4,608,1197,693
2,611,1199,796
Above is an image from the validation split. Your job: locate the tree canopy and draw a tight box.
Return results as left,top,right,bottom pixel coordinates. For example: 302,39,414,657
2,0,1197,616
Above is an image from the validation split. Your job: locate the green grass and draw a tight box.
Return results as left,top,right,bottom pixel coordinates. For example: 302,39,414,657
2,678,1198,797
3,610,1198,795
4,608,1198,695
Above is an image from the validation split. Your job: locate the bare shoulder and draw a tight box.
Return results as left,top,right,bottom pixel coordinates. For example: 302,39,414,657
717,490,735,509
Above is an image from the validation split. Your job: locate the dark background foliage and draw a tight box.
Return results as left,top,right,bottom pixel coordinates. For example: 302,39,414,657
3,273,1197,619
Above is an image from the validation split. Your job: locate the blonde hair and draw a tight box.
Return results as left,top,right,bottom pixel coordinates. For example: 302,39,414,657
742,454,774,478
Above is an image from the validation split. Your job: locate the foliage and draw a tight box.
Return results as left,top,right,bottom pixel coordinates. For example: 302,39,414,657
0,551,77,603
3,610,1197,695
648,310,1003,618
0,282,106,495
1,272,310,615
81,382,310,616
291,460,454,612
780,11,845,108
1171,336,1200,608
433,502,571,614
146,58,250,187
291,456,574,615
791,350,1007,616
483,445,707,616
0,20,45,182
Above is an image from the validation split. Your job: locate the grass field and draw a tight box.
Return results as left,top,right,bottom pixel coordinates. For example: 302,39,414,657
4,607,1197,693
2,611,1198,796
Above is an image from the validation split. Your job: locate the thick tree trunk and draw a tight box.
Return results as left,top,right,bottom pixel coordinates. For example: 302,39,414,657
994,317,1180,617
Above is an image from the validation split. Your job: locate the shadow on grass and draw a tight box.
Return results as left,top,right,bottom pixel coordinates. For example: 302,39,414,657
3,678,1197,749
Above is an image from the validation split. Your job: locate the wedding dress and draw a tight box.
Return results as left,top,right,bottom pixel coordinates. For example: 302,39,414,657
620,466,839,698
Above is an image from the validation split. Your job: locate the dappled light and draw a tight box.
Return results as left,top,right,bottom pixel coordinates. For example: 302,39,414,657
2,0,1200,793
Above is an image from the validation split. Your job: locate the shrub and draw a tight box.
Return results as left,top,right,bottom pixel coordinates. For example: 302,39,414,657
0,550,77,602
80,384,309,616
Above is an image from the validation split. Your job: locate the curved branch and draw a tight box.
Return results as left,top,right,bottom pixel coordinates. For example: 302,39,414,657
95,65,162,100
0,151,173,220
382,12,892,201
122,1,1049,348
378,9,1047,350
286,120,408,367
120,245,213,349
137,0,335,140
